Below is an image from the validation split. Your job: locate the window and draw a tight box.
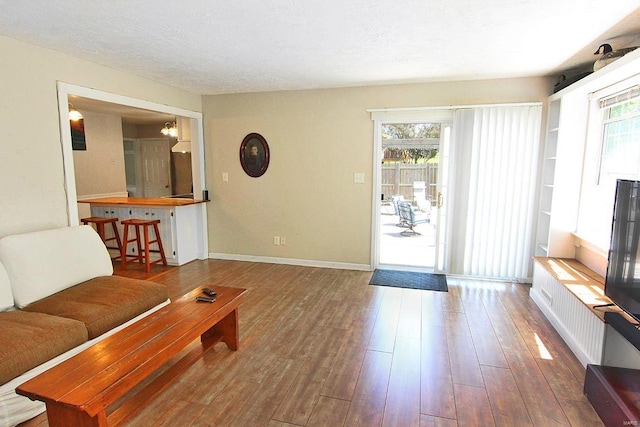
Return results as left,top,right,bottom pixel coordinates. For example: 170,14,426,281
599,87,640,185
577,83,640,249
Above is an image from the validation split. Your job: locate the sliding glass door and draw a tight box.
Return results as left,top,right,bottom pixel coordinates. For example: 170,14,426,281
371,110,453,272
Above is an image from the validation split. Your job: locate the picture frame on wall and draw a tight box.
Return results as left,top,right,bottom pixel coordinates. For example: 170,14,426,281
70,118,86,150
240,133,269,177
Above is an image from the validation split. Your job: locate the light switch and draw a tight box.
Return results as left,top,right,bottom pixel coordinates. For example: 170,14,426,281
222,172,229,182
354,172,365,184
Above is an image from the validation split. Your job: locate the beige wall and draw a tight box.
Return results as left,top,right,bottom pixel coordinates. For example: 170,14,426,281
0,32,553,267
0,35,201,238
203,78,552,266
72,111,127,197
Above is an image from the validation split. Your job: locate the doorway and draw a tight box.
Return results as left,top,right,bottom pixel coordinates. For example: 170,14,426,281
140,139,172,198
56,82,209,259
371,110,453,272
379,122,440,269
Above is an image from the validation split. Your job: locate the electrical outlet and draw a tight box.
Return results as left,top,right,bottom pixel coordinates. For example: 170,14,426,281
354,172,365,184
280,237,286,245
273,236,280,245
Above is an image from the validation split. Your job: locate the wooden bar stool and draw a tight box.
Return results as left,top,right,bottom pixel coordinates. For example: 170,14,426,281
80,217,122,260
120,219,168,273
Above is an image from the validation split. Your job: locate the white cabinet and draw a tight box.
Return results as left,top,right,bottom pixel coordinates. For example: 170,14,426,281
90,203,199,266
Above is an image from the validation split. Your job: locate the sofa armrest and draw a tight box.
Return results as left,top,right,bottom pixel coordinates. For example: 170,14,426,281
0,226,113,308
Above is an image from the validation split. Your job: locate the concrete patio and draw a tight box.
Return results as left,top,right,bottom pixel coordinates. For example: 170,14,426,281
378,208,436,269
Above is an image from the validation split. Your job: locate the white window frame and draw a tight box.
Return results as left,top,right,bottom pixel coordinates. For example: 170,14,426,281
576,76,640,250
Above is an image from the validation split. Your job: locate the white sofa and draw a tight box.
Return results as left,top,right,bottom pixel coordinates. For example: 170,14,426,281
0,226,169,426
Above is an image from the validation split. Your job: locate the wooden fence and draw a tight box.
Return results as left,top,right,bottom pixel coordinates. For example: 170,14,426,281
381,163,438,202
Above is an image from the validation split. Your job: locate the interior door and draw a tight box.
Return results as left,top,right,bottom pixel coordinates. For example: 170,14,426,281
140,139,171,198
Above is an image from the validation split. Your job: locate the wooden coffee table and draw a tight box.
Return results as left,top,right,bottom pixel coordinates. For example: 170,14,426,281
17,285,247,427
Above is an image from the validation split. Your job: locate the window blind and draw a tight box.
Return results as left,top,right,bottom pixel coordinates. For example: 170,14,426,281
599,85,640,109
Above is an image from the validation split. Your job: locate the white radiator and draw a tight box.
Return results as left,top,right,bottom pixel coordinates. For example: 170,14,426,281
530,262,606,367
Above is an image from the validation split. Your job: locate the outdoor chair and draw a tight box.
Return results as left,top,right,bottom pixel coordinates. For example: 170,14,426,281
390,195,408,226
397,201,429,235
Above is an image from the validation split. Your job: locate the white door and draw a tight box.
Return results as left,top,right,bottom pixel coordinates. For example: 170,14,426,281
371,110,453,272
434,124,451,272
140,139,171,198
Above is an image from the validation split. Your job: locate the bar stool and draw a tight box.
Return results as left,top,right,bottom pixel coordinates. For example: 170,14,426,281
80,217,122,260
120,219,167,273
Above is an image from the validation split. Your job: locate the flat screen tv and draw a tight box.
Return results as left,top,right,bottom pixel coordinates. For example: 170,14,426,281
605,179,640,322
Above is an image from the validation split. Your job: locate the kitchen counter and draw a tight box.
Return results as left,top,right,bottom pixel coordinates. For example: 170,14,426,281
79,197,207,207
80,197,207,265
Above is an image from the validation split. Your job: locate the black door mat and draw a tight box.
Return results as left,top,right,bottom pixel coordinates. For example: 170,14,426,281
369,269,448,292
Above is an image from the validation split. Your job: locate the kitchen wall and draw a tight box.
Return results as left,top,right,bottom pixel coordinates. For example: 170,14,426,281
0,35,201,238
203,78,552,268
72,110,127,198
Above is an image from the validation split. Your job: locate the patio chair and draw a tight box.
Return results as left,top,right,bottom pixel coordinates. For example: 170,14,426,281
397,201,429,235
390,195,408,226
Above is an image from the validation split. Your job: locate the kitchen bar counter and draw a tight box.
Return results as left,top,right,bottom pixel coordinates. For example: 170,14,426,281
79,197,207,207
79,197,207,265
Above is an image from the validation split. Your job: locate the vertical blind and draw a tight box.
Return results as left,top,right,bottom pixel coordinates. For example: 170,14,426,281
451,105,542,280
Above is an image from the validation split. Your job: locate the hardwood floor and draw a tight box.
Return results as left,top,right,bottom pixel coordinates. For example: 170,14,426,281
22,259,603,426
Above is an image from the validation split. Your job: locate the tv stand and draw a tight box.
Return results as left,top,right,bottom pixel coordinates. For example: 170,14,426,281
584,312,640,425
584,365,640,425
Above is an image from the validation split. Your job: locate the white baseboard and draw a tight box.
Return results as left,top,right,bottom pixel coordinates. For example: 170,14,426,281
208,252,371,271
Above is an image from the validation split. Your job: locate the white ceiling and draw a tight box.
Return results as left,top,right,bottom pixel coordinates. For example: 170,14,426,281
2,1,640,95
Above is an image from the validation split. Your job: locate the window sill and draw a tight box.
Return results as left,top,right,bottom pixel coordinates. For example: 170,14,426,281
571,232,608,257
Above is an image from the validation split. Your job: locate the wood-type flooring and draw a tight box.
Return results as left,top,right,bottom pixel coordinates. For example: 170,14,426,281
20,259,603,426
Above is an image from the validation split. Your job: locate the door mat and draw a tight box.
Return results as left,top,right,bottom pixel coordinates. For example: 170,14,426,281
369,269,448,292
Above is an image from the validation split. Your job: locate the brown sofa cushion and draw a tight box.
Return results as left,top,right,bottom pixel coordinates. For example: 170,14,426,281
23,276,168,339
0,310,88,384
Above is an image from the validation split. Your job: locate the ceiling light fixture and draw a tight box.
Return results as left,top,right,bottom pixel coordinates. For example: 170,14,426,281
161,121,178,138
68,103,83,121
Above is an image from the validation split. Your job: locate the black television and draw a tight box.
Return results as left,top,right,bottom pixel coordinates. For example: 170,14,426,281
605,179,640,322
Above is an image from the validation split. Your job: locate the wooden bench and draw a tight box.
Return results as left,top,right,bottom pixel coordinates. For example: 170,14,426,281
16,285,247,427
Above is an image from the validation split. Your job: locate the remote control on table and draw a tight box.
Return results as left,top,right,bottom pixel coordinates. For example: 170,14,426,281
202,288,217,297
196,296,215,303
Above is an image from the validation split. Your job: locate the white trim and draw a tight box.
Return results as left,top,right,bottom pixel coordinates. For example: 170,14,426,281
57,82,202,119
56,81,208,258
209,253,371,271
370,120,382,269
367,102,542,114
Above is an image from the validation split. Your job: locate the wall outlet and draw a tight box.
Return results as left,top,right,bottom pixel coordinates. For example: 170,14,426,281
354,172,365,184
273,236,280,245
280,237,286,245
